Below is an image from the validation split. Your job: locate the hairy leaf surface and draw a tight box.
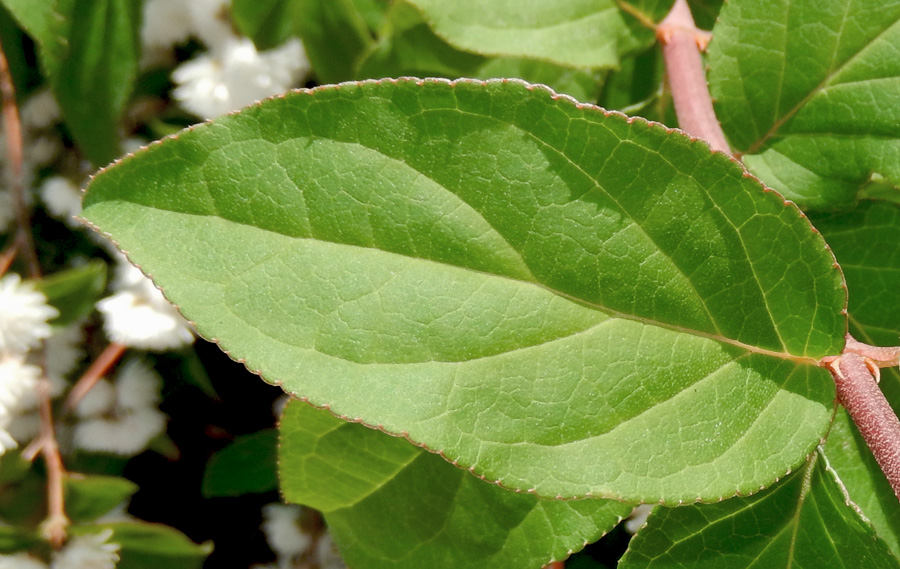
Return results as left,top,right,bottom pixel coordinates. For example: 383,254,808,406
82,78,845,502
620,450,900,568
709,0,900,209
280,399,629,569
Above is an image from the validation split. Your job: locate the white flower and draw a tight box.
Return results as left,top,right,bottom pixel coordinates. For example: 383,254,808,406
187,0,234,50
315,534,346,569
141,0,193,50
115,360,162,410
0,355,39,455
21,89,60,130
73,378,116,418
74,408,167,456
45,323,85,382
72,359,166,456
172,37,309,120
624,504,654,534
261,503,309,560
0,552,48,569
40,176,83,226
51,528,120,569
142,0,232,51
96,262,193,351
0,274,58,355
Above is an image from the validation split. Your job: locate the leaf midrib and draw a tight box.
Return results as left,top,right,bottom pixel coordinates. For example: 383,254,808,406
129,203,819,366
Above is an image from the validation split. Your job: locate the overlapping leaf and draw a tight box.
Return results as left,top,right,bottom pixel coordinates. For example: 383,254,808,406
82,78,845,503
620,449,900,568
708,0,900,210
280,400,628,569
405,0,671,69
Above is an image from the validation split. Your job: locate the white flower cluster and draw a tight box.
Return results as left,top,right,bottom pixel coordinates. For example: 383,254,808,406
142,0,310,120
0,528,120,568
0,274,58,456
72,359,167,456
96,257,194,351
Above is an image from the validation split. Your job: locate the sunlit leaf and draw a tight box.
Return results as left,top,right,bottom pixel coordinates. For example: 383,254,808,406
82,78,845,503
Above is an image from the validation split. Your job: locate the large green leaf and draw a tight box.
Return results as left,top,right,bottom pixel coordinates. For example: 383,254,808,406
708,0,900,210
82,78,845,502
620,449,900,568
280,399,629,569
0,0,140,165
405,0,671,69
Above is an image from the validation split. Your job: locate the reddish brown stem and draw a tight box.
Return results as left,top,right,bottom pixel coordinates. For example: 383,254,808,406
544,562,566,569
0,37,38,278
0,242,16,275
64,342,127,411
827,353,900,501
0,37,69,547
843,336,900,368
656,0,731,155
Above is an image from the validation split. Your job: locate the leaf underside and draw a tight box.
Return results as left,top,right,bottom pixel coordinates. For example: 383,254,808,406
82,78,846,503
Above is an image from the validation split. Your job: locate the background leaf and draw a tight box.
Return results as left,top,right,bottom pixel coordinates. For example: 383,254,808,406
36,260,107,327
708,0,900,210
280,399,629,569
231,0,294,50
0,0,140,165
71,523,212,569
82,78,845,503
65,475,138,523
620,450,900,568
405,0,671,69
355,1,603,101
201,429,278,497
290,0,375,83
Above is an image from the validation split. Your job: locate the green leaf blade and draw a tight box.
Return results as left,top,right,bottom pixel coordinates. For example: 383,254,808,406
280,400,629,569
201,429,279,498
621,451,900,569
83,79,845,502
708,0,900,209
405,0,670,69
